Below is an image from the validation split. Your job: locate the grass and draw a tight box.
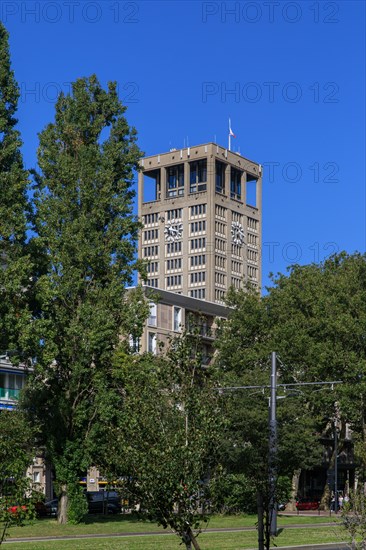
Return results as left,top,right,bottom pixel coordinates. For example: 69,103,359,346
3,526,347,550
6,512,338,539
2,513,345,549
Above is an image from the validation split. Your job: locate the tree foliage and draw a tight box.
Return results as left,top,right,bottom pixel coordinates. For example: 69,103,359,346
0,411,36,545
214,253,366,547
0,22,33,356
106,327,224,550
21,75,143,523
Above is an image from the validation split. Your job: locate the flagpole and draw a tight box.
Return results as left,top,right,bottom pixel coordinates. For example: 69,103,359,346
228,117,232,151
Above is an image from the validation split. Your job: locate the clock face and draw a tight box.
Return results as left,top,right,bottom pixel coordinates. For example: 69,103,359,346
231,221,245,246
164,221,183,242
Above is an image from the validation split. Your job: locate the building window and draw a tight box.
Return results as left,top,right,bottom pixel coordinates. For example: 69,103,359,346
129,335,140,353
166,275,182,288
190,271,206,285
232,211,243,224
0,372,24,401
148,303,157,326
190,254,206,268
167,258,182,271
173,306,182,332
230,167,242,200
190,160,207,193
190,204,206,218
215,255,226,270
190,238,206,251
146,278,158,288
166,164,184,198
248,266,258,280
215,221,226,236
215,238,226,253
143,229,159,242
248,233,258,247
143,213,159,225
166,241,182,254
33,471,41,484
231,260,242,274
147,261,159,274
215,289,226,303
148,332,157,354
231,277,242,289
215,272,226,286
216,160,226,194
143,169,161,202
231,243,243,258
246,174,258,207
215,205,227,220
143,245,159,258
190,220,206,234
247,249,258,264
189,288,206,299
166,208,183,220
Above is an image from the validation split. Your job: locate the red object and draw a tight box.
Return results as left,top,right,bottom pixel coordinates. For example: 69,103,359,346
296,498,319,511
8,505,27,514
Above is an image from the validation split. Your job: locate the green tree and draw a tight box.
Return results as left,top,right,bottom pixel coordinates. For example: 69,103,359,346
0,23,33,356
0,410,36,545
266,253,366,489
22,75,143,524
107,327,224,550
216,253,366,547
215,286,324,549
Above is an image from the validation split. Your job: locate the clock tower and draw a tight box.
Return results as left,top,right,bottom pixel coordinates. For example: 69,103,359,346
137,143,262,303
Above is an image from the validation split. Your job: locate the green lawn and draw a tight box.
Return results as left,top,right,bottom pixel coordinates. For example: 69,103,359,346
2,513,346,549
3,526,347,550
6,513,337,539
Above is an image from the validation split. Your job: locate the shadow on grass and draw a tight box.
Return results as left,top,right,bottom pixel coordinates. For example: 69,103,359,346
78,512,155,526
34,511,155,527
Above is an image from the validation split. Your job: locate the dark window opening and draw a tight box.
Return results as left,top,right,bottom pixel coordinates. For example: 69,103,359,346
143,169,161,202
166,164,184,198
190,160,207,193
230,167,242,201
216,160,226,194
246,174,258,207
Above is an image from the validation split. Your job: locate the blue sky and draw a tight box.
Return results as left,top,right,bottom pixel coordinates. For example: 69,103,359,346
3,0,365,290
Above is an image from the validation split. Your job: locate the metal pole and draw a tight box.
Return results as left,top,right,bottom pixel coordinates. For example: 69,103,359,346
334,421,338,514
269,351,277,536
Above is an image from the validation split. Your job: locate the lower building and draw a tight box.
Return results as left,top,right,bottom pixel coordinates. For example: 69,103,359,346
0,354,52,498
132,286,229,358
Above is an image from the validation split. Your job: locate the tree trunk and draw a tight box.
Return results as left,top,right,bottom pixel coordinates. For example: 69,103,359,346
0,519,10,545
188,526,201,550
182,527,201,550
257,490,265,550
58,484,68,524
288,469,301,511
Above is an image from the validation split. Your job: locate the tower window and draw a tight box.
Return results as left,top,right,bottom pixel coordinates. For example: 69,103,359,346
190,160,207,193
216,160,226,194
166,164,184,198
230,167,242,201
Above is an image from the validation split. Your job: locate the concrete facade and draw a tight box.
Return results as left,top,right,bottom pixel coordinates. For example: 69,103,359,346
137,286,229,357
138,143,262,303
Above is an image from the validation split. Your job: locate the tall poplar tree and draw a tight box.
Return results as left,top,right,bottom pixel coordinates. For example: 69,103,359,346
22,75,142,523
0,23,32,354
